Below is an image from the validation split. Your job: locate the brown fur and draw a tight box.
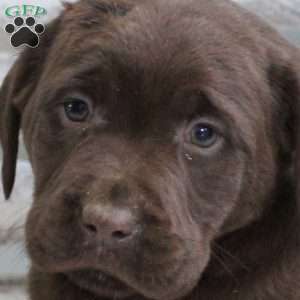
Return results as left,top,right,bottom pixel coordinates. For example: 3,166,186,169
1,0,300,299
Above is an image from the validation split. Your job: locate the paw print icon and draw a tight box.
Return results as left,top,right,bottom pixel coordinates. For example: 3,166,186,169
5,17,45,48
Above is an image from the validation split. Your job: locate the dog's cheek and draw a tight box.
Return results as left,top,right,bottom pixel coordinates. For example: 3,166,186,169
24,108,86,192
222,140,278,234
184,149,246,234
25,188,84,270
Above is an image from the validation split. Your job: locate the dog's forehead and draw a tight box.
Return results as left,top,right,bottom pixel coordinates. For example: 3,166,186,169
53,0,241,74
40,0,269,135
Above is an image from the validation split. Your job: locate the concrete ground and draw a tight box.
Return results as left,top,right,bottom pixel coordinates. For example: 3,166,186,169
0,284,28,300
0,286,27,300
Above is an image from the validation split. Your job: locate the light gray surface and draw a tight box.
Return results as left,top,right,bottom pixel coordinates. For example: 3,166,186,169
0,286,27,300
0,161,32,299
0,161,33,277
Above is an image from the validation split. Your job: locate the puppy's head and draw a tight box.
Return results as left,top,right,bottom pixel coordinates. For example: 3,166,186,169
1,0,299,299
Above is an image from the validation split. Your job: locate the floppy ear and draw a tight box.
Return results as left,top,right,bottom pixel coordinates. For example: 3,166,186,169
288,61,300,204
0,18,61,199
0,61,28,200
268,47,300,205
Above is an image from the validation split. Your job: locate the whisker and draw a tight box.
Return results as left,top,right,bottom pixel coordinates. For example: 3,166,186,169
212,242,250,272
211,250,239,282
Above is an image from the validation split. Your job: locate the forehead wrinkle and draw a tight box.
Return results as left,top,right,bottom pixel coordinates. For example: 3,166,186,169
39,48,117,106
205,88,258,154
44,44,111,80
101,3,209,75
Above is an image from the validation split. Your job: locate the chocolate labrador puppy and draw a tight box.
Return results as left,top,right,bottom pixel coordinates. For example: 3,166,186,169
1,0,300,299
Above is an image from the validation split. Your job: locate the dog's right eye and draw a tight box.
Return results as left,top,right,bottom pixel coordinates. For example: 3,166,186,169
64,99,90,122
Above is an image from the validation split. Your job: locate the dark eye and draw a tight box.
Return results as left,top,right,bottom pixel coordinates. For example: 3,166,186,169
64,99,90,122
190,123,218,147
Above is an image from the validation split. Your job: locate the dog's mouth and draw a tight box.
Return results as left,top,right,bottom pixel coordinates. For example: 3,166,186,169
66,269,136,299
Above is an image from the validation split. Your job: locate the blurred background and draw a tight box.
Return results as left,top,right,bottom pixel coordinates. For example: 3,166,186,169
0,0,299,299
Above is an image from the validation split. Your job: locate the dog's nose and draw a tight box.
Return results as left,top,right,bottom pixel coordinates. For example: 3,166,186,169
82,204,138,244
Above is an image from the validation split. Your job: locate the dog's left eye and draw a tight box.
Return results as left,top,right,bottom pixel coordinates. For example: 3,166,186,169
190,123,218,148
64,99,90,122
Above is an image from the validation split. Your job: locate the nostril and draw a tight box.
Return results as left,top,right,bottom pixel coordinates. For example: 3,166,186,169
84,223,98,234
112,230,131,240
82,204,138,242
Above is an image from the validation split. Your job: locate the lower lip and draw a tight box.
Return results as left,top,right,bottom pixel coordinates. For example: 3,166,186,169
67,269,136,298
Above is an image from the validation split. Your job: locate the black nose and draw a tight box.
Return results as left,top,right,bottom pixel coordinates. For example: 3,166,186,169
82,204,138,245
